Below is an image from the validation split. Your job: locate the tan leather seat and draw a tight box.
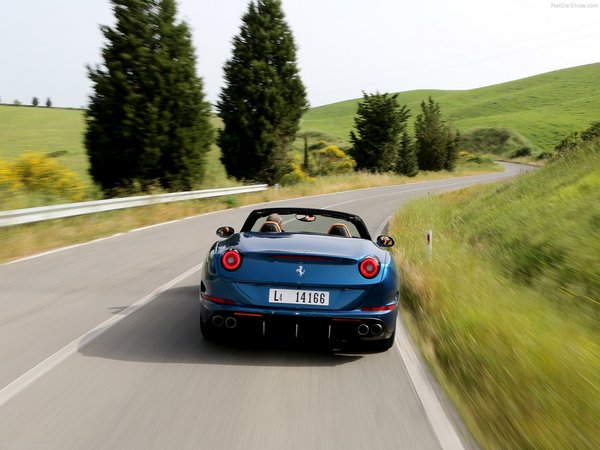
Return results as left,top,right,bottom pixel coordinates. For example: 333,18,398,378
327,223,351,237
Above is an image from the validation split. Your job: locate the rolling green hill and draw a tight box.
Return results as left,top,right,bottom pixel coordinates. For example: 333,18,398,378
302,63,600,153
1,63,598,181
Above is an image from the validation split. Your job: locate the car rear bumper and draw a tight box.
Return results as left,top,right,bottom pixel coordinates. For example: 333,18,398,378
200,299,397,347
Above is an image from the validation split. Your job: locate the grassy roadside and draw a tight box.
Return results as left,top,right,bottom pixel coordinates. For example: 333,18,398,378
389,142,599,448
0,161,500,265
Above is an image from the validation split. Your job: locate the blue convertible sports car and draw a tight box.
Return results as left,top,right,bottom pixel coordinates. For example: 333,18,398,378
200,207,399,351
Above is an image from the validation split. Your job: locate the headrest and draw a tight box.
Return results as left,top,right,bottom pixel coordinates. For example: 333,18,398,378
259,221,282,232
327,223,351,237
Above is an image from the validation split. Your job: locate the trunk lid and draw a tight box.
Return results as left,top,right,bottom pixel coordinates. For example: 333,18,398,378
217,233,387,311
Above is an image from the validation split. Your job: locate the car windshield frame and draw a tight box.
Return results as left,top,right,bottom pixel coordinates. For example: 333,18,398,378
240,207,372,240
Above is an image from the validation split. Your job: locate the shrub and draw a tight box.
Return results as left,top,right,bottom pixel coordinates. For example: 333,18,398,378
580,121,600,141
555,122,600,157
512,146,532,158
311,145,356,176
280,157,315,186
466,154,493,164
308,140,328,151
461,127,526,155
0,158,22,191
554,132,581,155
12,152,86,202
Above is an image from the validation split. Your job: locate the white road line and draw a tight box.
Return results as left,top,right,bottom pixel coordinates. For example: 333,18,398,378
0,263,203,409
394,321,465,450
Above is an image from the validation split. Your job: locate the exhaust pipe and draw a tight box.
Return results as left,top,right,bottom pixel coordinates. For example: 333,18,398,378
212,315,224,327
225,317,237,329
357,324,370,336
371,323,383,336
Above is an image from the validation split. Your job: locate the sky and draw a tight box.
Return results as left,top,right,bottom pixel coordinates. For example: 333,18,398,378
1,0,599,109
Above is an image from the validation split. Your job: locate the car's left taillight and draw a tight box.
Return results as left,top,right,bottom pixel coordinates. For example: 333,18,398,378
221,249,242,271
359,256,380,279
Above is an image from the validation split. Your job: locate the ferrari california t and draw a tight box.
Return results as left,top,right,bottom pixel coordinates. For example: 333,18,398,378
199,207,399,351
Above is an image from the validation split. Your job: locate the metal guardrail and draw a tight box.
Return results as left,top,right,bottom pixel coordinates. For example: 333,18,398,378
0,185,268,227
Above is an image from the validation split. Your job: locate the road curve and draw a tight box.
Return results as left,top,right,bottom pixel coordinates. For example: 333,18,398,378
0,164,531,449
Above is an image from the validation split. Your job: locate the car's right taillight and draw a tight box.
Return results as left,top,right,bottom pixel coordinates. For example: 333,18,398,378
221,249,242,271
359,256,380,279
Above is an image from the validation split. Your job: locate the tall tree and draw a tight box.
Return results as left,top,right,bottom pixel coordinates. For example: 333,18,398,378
397,131,418,177
45,97,52,107
32,97,39,107
444,128,460,171
86,0,212,194
154,0,213,190
415,96,450,171
349,92,409,172
217,0,308,184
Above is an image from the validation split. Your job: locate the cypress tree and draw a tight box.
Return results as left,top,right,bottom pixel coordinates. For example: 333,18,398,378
86,0,156,193
350,92,409,172
154,0,213,190
86,0,212,194
303,134,309,171
397,131,418,177
217,0,308,184
414,96,448,171
444,128,460,171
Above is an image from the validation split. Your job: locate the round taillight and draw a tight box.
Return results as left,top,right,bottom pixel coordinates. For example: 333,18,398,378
221,249,242,271
359,256,380,279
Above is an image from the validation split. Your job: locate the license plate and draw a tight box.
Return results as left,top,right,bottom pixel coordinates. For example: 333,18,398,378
269,288,330,306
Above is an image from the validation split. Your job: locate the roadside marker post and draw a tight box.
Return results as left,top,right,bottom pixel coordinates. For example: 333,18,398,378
426,229,433,260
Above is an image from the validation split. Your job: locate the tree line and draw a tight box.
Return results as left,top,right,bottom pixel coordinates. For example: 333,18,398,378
85,0,459,196
2,97,52,107
350,93,459,177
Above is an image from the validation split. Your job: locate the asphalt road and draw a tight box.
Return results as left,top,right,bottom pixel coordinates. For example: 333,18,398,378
0,164,531,449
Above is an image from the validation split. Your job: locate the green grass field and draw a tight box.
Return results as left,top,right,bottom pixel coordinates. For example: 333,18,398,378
0,105,226,188
390,141,600,448
0,105,89,180
302,63,600,154
2,63,598,187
